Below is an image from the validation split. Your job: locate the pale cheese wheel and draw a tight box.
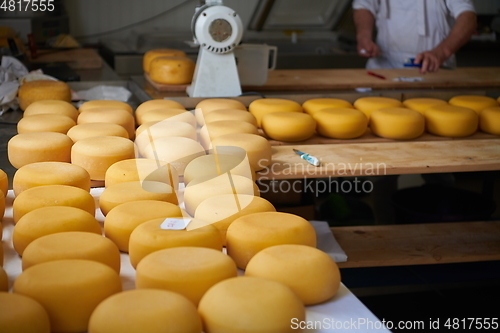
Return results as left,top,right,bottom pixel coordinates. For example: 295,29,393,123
136,247,237,305
128,218,223,268
71,136,136,181
313,107,368,139
424,104,478,137
370,107,425,140
135,120,196,155
195,194,276,244
248,98,303,127
17,80,71,111
78,100,133,114
67,122,129,142
245,244,341,305
353,96,403,119
261,112,316,142
210,133,272,171
22,232,121,273
0,169,8,197
302,98,354,115
195,98,247,126
149,56,195,85
24,100,79,121
99,181,178,216
200,120,258,149
13,260,122,333
13,206,101,255
479,106,500,135
88,289,202,333
449,95,499,114
143,49,187,73
0,292,51,333
402,98,448,114
204,108,258,126
17,113,76,134
136,108,196,127
104,200,184,252
135,99,186,124
198,276,305,333
226,211,317,269
77,108,136,139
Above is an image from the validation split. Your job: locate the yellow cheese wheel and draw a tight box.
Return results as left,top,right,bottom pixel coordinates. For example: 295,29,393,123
66,122,129,142
479,106,500,135
135,99,186,124
22,232,121,273
149,56,195,85
104,200,184,252
353,96,403,118
105,158,179,189
143,49,187,73
78,100,133,114
0,292,51,333
210,133,272,171
245,244,341,305
370,107,425,140
195,194,276,244
71,136,136,181
195,98,247,126
198,276,305,333
204,108,258,126
13,206,101,255
99,180,178,216
136,247,237,305
24,100,79,121
424,104,478,137
88,289,202,333
248,98,303,127
137,108,196,127
313,107,368,139
226,211,317,269
302,98,354,115
17,113,76,134
0,267,6,291
135,120,196,155
128,218,223,268
449,95,499,114
0,169,8,196
184,174,260,217
17,80,71,111
13,161,90,196
200,120,259,149
261,112,316,142
402,98,448,114
13,260,122,333
77,108,136,139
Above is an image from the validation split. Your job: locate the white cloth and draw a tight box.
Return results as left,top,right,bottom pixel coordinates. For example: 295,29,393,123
352,0,475,69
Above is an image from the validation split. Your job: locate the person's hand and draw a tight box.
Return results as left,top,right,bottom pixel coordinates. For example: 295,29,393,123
414,48,447,74
357,38,379,58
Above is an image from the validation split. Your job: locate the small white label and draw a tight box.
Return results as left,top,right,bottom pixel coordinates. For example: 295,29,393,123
160,218,192,230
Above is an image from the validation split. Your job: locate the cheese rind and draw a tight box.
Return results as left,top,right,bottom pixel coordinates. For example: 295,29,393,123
370,107,425,140
302,98,354,115
0,169,8,197
17,113,76,134
479,106,500,135
78,100,133,114
261,112,316,142
17,80,71,111
249,98,303,127
0,292,51,333
137,108,196,127
77,108,136,139
67,122,129,142
204,108,258,126
24,100,79,121
149,56,195,85
313,107,368,139
424,104,478,137
402,98,448,114
200,120,258,149
354,96,403,119
135,99,186,123
135,120,196,155
143,49,187,73
449,95,499,114
105,158,179,189
195,98,247,126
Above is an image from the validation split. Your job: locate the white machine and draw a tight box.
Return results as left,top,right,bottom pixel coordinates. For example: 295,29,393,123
186,0,244,97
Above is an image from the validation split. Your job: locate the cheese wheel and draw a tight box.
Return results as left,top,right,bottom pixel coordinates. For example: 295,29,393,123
353,96,403,118
261,112,316,142
0,267,6,291
210,133,272,171
135,120,196,155
200,120,258,149
13,260,122,333
402,98,448,114
17,113,75,134
149,56,195,85
245,244,341,305
135,99,186,124
195,194,276,244
88,289,202,333
226,211,317,269
370,107,425,140
424,104,478,137
13,206,101,255
0,169,8,197
104,200,184,252
313,107,368,139
136,247,237,305
479,106,500,135
143,49,187,73
99,181,178,216
184,174,260,217
24,100,79,121
128,218,223,268
79,100,133,114
248,98,303,127
204,108,258,126
449,95,499,114
22,232,121,273
0,292,51,333
302,98,354,115
17,80,71,111
71,136,136,181
77,108,136,139
137,108,196,127
195,98,247,126
198,276,305,333
67,122,129,142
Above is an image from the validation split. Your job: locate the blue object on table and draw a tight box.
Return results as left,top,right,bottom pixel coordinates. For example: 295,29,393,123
293,149,320,167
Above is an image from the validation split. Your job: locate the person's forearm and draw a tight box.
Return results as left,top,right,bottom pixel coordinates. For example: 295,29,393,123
434,11,477,59
353,9,375,43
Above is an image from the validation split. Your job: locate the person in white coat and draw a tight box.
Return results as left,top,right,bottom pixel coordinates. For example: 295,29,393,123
353,0,477,73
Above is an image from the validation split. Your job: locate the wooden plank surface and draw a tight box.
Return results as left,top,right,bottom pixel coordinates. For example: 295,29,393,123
331,221,500,268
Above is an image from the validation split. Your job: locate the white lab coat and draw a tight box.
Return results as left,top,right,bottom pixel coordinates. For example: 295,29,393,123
352,0,476,69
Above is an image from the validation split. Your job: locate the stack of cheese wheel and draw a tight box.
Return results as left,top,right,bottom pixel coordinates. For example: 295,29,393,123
195,98,247,126
17,79,71,111
448,95,499,114
134,99,186,125
353,96,403,119
370,107,425,140
403,97,448,114
313,108,368,139
143,49,195,85
135,120,196,155
424,104,478,137
302,98,354,115
248,98,303,127
142,48,187,73
77,108,136,139
199,120,259,149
